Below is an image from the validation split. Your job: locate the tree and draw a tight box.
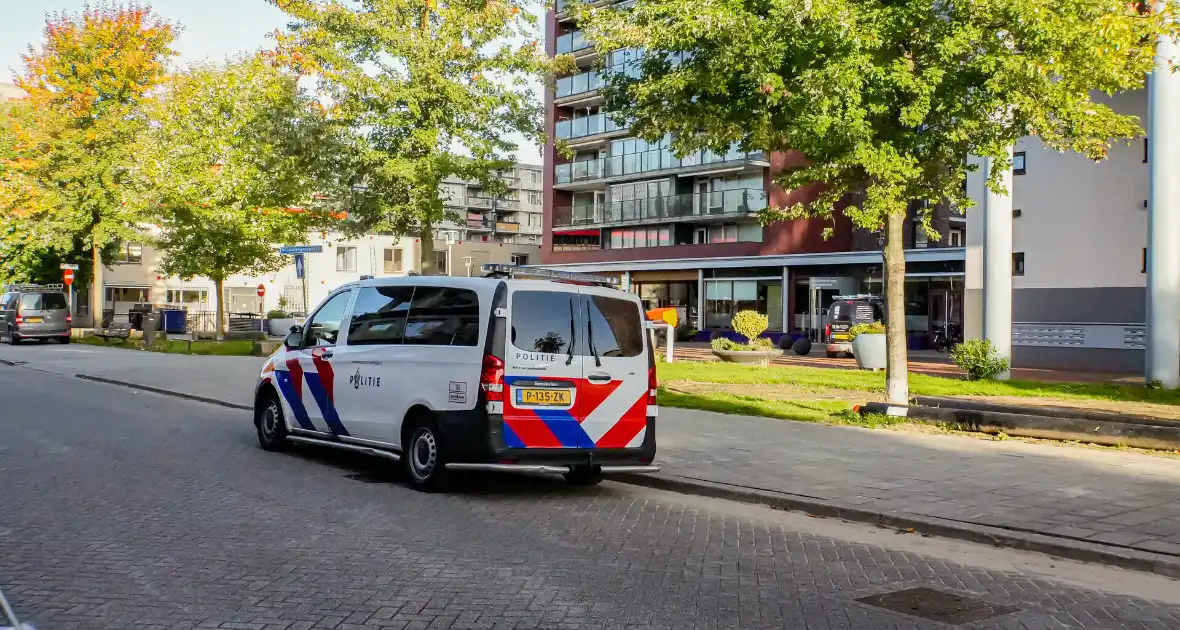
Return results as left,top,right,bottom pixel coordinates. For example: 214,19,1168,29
578,0,1180,404
133,56,344,335
270,0,551,273
1,2,176,324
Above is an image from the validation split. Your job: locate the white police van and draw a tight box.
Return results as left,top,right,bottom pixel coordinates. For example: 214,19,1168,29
253,264,659,491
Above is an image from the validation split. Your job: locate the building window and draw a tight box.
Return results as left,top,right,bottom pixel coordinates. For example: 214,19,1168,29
530,170,540,185
434,250,448,274
949,229,963,247
1145,138,1149,163
165,289,209,306
383,248,403,273
105,287,149,304
1013,151,1027,175
114,242,143,265
1143,248,1148,274
1012,252,1025,276
914,228,928,249
511,253,530,265
336,246,357,272
528,191,542,205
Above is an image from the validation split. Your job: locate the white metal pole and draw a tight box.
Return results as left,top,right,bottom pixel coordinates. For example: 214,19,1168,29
982,149,1014,380
1147,17,1180,388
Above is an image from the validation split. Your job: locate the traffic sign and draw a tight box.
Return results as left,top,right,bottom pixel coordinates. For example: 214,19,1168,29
59,263,79,270
63,269,75,286
294,253,305,279
256,284,266,298
279,245,323,255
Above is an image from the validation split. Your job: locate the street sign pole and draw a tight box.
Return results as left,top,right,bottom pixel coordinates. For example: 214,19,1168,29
60,264,79,321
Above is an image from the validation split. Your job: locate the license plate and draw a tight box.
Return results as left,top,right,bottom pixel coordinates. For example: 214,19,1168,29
832,334,849,340
23,317,42,323
516,388,571,406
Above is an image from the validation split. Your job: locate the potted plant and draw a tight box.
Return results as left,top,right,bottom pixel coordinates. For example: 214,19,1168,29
849,321,887,371
266,296,297,336
710,310,783,367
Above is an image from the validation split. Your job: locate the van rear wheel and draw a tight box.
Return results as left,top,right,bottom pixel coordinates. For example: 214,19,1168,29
564,465,603,487
404,420,447,492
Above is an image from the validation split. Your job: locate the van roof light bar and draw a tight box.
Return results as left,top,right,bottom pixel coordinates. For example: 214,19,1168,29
3,283,65,292
834,293,881,301
481,264,619,287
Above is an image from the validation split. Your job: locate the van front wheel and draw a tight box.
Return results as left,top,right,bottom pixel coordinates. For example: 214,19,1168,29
564,465,603,486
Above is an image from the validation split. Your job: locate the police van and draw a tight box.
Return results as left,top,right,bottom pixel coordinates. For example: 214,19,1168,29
253,264,659,491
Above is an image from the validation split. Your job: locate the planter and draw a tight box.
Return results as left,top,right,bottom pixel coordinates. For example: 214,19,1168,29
852,333,887,370
268,318,297,336
711,349,783,367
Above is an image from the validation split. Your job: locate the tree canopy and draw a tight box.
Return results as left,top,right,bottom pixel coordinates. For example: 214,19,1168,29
270,0,551,272
578,0,1180,401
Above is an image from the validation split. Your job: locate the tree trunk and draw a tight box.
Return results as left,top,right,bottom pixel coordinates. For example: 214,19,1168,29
883,212,909,405
419,222,435,275
214,277,226,339
91,240,104,329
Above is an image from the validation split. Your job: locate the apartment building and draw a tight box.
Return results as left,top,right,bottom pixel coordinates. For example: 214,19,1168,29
439,164,545,246
964,90,1154,373
544,3,965,343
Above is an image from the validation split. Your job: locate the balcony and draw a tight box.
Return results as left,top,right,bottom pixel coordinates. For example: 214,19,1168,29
554,60,641,104
555,113,629,142
466,217,493,230
553,188,769,228
554,145,769,188
466,197,518,210
555,30,593,55
496,221,520,233
555,0,613,18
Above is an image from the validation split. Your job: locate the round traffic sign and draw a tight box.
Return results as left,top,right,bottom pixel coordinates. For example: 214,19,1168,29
256,284,266,297
63,269,75,286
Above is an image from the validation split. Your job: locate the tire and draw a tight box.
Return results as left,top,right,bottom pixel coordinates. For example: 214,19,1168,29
825,350,839,359
403,417,447,492
564,465,604,486
255,390,291,452
59,335,71,345
6,328,19,345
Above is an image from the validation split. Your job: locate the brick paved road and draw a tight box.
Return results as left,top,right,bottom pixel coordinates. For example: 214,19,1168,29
4,364,1180,629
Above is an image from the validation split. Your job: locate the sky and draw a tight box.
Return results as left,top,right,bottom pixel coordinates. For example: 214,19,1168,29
0,0,543,164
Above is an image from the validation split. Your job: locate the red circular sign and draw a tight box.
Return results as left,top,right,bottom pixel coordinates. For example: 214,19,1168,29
63,269,75,286
256,284,266,297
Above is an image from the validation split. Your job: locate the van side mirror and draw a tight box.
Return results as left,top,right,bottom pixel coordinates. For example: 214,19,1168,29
284,325,303,349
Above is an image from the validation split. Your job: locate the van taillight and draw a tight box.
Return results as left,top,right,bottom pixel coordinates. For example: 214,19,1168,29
66,314,72,324
825,323,831,340
647,364,658,405
481,354,505,402
13,315,22,324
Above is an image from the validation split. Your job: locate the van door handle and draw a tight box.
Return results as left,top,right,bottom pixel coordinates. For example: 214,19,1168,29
318,350,334,360
586,372,611,383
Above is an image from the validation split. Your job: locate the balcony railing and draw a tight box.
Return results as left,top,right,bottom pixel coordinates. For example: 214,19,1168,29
555,112,629,140
556,30,592,55
554,145,767,185
466,197,518,210
496,222,521,232
555,59,641,100
553,189,766,228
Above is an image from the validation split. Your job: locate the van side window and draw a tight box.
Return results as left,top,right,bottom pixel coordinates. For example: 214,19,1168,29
348,286,414,345
511,291,576,354
302,290,352,347
403,287,481,346
584,295,643,358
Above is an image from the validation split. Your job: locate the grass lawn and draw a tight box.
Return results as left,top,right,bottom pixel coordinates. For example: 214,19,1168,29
79,336,257,356
656,361,1180,406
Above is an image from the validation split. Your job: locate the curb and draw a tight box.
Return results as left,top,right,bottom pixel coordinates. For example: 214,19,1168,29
74,374,252,411
613,473,1180,579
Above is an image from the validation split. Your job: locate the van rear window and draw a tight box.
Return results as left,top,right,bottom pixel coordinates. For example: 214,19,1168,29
20,293,67,310
510,291,643,358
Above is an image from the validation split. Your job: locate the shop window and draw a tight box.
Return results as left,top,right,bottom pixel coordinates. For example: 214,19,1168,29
511,253,530,265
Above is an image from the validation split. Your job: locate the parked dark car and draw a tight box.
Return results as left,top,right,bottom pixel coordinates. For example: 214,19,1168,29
1,283,72,345
824,295,884,358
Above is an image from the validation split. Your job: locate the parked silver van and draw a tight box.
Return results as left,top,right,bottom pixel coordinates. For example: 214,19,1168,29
1,284,72,345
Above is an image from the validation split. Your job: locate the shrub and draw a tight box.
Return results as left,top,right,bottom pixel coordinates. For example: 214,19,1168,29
711,337,743,351
951,339,1011,381
267,309,290,319
731,310,768,342
848,321,886,340
750,337,778,351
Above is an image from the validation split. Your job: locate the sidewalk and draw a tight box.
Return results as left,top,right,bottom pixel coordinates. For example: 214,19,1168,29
6,343,1180,574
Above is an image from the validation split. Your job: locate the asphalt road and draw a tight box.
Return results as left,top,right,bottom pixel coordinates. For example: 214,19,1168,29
3,365,1180,629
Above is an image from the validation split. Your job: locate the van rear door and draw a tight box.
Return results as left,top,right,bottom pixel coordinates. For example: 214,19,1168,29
576,286,650,449
502,284,586,448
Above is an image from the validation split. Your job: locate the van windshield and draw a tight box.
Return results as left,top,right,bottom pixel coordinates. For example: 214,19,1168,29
20,293,68,310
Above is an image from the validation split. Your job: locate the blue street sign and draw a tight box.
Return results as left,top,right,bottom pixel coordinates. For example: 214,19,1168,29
294,254,305,279
279,245,323,255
